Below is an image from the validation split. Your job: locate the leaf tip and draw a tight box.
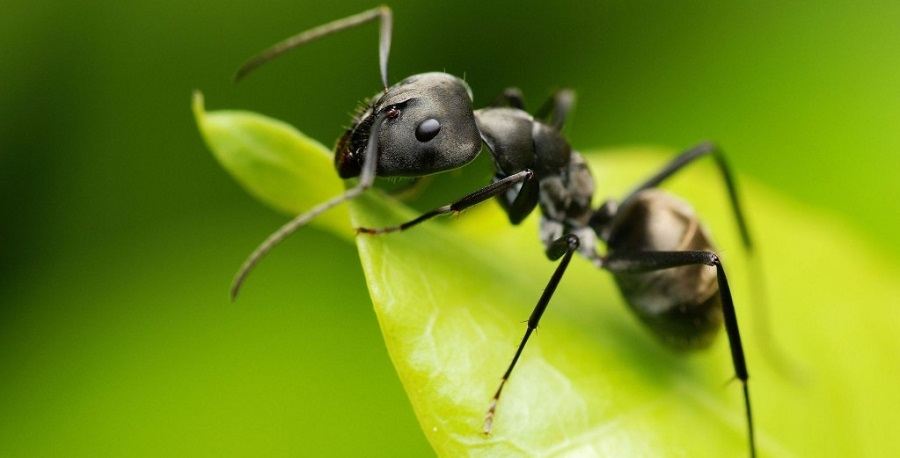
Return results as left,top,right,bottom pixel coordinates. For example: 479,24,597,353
192,90,206,123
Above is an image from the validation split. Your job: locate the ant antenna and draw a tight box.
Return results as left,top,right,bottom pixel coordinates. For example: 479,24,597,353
235,6,393,91
230,111,389,300
230,7,396,300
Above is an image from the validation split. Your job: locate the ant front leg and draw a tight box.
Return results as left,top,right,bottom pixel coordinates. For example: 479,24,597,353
491,87,527,110
602,250,755,457
484,233,580,434
533,89,575,131
356,169,534,234
490,88,576,131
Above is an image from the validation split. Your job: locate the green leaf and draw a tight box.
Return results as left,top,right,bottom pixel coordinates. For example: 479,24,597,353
192,91,351,237
195,98,900,457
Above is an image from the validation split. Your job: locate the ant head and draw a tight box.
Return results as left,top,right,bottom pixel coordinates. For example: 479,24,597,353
335,72,482,178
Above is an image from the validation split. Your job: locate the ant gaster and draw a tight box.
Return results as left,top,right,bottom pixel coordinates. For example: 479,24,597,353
231,6,756,457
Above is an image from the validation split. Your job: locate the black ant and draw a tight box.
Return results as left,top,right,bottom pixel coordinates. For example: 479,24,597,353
230,6,756,456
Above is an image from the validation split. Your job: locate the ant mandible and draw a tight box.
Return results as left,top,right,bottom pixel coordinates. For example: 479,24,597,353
230,6,756,457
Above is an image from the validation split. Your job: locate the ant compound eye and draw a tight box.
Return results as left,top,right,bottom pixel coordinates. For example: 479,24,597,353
415,118,441,142
386,106,401,119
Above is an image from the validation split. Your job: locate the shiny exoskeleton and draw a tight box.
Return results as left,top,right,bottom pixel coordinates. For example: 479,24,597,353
230,6,756,457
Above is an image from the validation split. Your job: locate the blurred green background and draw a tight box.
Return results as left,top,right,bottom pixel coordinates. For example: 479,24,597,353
2,0,898,456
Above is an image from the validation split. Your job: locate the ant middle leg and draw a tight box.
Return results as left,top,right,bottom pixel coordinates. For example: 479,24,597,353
483,233,580,434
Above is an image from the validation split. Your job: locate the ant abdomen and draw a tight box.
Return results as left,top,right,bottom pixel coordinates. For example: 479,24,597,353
607,189,723,349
